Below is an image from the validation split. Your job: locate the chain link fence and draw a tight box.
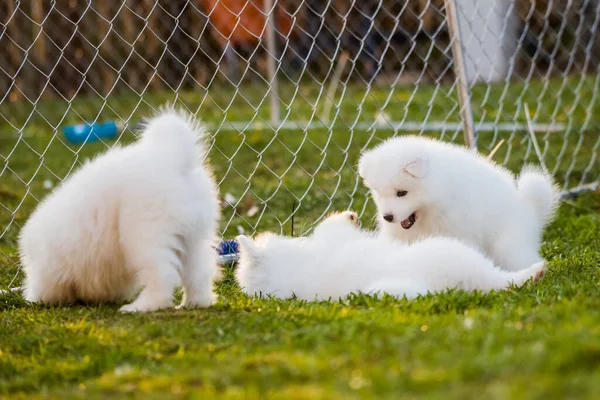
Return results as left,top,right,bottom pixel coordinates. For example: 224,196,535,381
1,0,600,289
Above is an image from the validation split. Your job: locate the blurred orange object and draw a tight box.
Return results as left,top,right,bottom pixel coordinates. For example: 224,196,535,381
203,0,294,48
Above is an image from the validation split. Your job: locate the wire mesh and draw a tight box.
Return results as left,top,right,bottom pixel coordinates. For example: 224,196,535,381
1,0,599,290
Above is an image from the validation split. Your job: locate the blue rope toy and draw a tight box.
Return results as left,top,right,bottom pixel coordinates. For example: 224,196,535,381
216,240,240,265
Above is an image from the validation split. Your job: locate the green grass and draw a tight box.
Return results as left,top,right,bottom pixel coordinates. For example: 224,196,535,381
1,76,600,398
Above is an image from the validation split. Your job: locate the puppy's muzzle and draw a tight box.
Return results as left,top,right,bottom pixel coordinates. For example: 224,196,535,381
383,214,394,223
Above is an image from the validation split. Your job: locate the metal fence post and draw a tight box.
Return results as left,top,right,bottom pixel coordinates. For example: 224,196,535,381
264,0,281,126
445,0,477,149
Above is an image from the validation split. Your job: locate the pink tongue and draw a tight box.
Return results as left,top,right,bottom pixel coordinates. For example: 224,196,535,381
401,218,412,229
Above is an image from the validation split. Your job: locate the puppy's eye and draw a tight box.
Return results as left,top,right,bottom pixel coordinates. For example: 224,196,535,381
396,190,408,197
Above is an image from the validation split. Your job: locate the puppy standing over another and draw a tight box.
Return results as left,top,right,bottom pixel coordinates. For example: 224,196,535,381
19,109,220,312
358,136,560,272
236,211,546,301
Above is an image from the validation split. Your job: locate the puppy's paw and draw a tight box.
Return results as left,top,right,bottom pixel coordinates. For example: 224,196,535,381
342,211,360,227
531,261,546,281
176,291,216,310
119,300,172,313
325,211,360,226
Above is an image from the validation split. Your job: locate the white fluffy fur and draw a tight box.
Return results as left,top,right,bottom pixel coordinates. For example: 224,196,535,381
235,211,546,301
358,136,560,272
19,108,220,312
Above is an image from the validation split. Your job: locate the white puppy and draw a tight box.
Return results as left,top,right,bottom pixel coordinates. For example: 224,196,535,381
19,109,220,312
235,211,546,301
358,136,559,272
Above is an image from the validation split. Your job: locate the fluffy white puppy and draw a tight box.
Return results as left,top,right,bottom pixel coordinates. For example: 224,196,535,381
235,211,546,301
358,136,559,272
19,109,220,312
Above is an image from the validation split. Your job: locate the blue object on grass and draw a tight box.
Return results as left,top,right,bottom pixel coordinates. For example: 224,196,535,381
216,240,240,265
216,240,239,256
63,121,119,144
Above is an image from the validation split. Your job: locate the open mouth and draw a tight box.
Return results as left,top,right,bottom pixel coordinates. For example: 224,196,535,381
400,212,417,229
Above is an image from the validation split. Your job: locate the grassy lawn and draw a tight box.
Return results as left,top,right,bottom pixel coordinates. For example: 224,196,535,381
1,77,599,398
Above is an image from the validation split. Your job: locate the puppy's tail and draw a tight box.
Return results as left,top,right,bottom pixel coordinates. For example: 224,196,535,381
139,107,209,170
517,165,560,225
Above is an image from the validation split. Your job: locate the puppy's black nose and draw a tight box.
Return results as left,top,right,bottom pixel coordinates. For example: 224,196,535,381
383,214,394,222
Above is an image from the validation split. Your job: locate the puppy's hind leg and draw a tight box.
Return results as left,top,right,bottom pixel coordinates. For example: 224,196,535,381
119,236,182,313
23,273,66,304
23,272,45,303
491,232,544,272
177,239,217,309
363,279,429,300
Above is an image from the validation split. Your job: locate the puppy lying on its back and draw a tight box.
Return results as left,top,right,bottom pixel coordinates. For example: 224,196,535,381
236,211,546,301
358,136,559,272
19,108,220,312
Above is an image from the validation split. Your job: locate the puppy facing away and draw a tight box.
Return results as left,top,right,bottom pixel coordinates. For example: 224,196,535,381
358,136,560,272
235,211,546,301
19,109,220,312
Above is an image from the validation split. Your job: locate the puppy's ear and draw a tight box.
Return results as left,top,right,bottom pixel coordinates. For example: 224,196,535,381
236,235,260,262
403,156,428,178
357,150,373,179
